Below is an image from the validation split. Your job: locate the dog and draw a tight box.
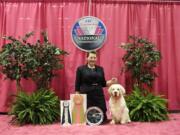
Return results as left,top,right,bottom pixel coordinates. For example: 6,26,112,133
108,84,131,124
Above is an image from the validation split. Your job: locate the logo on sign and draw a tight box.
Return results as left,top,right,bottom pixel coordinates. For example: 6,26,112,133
71,16,107,52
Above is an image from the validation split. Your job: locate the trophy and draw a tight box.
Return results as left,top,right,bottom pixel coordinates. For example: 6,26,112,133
60,100,72,126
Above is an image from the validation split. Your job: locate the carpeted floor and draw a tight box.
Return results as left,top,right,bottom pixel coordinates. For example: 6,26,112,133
0,113,180,135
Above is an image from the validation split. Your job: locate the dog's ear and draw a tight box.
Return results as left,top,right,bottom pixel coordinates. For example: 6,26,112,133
119,85,126,94
108,85,113,94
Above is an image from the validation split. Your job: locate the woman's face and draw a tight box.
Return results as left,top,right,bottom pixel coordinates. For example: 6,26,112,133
87,53,97,66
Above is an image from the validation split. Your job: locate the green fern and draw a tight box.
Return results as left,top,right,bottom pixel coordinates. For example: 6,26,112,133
126,86,169,122
10,89,60,125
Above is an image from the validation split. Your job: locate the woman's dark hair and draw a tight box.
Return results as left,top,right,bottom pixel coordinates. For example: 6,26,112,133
86,51,97,57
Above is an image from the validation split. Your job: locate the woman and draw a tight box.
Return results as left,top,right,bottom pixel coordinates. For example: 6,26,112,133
75,51,117,123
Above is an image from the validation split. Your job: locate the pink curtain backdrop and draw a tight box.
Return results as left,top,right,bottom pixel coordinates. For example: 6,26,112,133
0,0,180,112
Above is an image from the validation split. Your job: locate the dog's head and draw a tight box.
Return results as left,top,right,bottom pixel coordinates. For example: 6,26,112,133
108,84,126,98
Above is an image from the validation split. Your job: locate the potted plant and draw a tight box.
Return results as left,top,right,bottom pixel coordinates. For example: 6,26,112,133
0,32,34,90
121,35,168,122
10,88,60,125
29,31,68,89
0,31,68,125
0,31,68,90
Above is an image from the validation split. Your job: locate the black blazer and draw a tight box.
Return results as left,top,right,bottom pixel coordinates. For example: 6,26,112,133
75,65,106,93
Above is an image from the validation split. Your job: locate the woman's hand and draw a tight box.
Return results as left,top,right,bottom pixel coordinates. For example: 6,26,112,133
111,77,118,84
75,91,80,94
106,77,118,87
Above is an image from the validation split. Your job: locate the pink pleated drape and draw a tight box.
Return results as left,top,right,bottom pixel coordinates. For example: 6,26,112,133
0,0,180,112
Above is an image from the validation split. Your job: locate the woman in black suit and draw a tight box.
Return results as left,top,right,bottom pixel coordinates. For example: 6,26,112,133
75,51,117,123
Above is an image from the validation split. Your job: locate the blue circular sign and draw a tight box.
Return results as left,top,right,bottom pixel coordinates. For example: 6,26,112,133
71,16,107,52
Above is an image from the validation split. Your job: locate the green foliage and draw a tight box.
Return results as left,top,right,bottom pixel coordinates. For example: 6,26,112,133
10,89,60,125
0,31,68,89
121,36,168,122
30,31,68,89
121,36,161,88
0,31,66,125
0,32,34,89
126,86,169,122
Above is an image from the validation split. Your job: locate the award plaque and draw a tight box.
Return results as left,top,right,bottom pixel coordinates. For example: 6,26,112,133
85,106,104,126
70,94,87,124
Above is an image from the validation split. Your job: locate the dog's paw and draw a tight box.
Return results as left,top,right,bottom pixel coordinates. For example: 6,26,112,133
128,119,131,123
120,119,131,124
110,120,115,124
120,121,126,124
